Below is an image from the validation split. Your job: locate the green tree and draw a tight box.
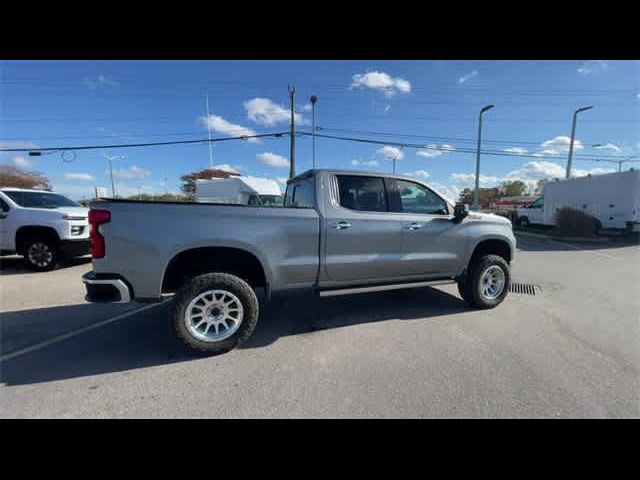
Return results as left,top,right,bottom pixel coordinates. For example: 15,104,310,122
534,179,548,195
500,180,528,197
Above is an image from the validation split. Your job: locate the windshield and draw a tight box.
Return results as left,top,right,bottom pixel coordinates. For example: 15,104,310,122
2,191,81,208
259,194,283,206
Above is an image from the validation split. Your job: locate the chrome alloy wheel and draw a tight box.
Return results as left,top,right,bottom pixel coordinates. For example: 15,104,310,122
28,242,53,268
184,289,244,342
479,265,506,300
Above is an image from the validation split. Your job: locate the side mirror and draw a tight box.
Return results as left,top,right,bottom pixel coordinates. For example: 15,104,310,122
453,202,469,223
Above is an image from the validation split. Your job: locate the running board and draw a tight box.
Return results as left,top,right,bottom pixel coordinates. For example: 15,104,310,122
318,279,455,297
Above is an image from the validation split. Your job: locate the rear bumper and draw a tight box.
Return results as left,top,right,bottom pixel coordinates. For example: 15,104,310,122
82,271,132,303
60,239,90,257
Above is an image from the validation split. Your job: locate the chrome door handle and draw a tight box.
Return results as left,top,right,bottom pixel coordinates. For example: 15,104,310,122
333,221,352,230
406,223,423,230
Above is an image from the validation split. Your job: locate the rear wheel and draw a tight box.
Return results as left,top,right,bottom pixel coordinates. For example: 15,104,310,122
24,238,59,271
172,272,259,356
463,254,510,309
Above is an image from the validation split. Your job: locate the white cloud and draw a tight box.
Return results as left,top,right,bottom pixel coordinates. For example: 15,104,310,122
504,161,565,181
350,71,411,98
276,177,288,185
83,75,118,89
572,167,616,177
200,115,259,143
504,147,528,155
212,164,240,174
12,156,33,169
458,70,478,84
384,105,391,113
244,98,306,126
577,60,608,75
403,170,430,179
417,144,456,158
351,159,380,167
63,173,95,181
256,152,289,168
535,135,583,157
110,165,151,179
300,103,312,112
377,145,405,160
428,182,461,204
593,143,622,154
450,173,499,187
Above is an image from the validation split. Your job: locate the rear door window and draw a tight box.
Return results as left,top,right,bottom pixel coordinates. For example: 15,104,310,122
284,177,315,208
336,175,388,212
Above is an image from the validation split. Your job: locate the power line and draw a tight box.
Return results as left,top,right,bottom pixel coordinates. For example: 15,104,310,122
0,132,288,153
295,132,626,162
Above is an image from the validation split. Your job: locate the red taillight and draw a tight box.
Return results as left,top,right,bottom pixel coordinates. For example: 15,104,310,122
88,209,111,258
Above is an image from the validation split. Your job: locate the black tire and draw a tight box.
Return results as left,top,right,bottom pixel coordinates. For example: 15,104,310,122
23,238,59,271
465,254,510,309
457,278,472,304
172,272,259,356
518,216,530,229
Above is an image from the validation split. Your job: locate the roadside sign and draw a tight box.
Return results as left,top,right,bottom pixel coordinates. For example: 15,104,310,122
95,186,108,198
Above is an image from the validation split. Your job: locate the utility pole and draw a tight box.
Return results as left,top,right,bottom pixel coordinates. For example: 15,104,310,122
288,85,296,179
206,95,214,169
566,106,593,179
310,95,318,168
473,104,495,211
137,185,142,199
164,177,168,195
104,154,124,198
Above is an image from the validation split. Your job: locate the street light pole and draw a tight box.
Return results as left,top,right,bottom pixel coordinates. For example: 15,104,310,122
566,106,593,179
473,104,494,211
391,146,404,174
104,154,124,198
310,95,318,169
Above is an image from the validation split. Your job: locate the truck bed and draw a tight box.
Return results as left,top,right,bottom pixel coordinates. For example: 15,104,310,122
91,200,321,299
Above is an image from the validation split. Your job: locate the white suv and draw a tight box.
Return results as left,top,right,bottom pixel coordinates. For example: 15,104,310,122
0,188,90,271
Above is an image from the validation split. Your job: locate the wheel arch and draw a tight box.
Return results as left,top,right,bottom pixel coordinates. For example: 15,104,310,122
15,225,60,254
161,246,269,294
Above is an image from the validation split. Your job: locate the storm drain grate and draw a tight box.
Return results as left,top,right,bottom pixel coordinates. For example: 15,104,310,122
509,283,540,296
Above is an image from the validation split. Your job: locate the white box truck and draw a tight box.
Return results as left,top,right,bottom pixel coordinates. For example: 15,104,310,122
194,176,283,206
515,170,640,232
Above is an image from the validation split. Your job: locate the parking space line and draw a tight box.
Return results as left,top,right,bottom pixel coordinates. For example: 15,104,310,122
0,300,170,363
549,239,623,260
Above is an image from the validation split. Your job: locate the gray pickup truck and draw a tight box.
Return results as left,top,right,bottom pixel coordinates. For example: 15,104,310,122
83,169,516,355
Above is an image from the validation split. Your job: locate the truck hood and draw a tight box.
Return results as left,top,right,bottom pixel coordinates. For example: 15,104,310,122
26,206,89,218
467,211,512,226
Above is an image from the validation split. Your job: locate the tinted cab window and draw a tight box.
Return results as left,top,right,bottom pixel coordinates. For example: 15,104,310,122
336,175,387,212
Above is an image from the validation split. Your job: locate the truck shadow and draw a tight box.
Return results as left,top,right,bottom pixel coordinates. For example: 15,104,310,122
0,256,91,276
1,287,467,386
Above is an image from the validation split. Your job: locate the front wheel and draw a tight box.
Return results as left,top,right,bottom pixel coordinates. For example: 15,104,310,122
461,254,510,309
172,272,259,356
24,238,59,271
517,216,530,229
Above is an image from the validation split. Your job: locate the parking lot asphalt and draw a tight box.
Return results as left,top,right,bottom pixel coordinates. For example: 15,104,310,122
1,234,639,418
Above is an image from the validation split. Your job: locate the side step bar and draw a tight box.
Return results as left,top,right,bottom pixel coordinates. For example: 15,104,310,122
318,279,455,298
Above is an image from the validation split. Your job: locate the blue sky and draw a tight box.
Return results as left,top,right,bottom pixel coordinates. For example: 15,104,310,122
1,60,638,200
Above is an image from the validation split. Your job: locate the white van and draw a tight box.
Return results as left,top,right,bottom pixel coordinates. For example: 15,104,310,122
194,176,283,206
515,170,640,232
